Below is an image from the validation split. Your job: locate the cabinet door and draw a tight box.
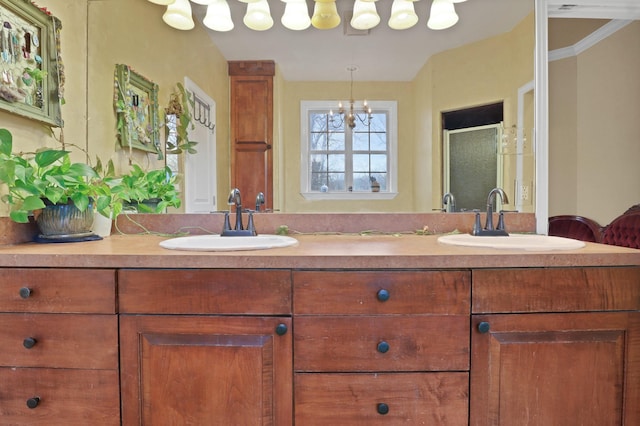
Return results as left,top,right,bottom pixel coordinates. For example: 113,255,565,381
120,315,292,425
470,312,640,426
230,73,273,209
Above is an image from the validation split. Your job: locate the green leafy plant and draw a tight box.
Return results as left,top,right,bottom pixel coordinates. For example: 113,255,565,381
0,128,111,223
107,164,181,214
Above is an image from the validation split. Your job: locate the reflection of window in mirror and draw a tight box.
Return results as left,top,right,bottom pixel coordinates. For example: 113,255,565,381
300,101,398,200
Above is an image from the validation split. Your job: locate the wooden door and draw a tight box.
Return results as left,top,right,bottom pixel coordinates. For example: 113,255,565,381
470,312,640,426
229,61,274,210
120,315,292,425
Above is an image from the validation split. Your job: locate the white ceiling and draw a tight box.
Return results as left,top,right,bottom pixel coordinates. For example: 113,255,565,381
187,0,534,82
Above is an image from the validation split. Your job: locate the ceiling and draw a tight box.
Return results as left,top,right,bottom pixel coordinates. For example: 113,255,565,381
187,0,534,82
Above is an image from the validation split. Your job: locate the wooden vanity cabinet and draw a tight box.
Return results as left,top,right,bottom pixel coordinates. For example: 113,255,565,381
470,267,640,426
0,268,119,425
293,270,471,425
118,269,293,425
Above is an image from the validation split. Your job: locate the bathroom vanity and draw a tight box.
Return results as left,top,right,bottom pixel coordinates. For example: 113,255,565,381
0,233,638,425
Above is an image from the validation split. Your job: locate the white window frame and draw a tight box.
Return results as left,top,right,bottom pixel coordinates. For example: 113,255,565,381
300,100,398,200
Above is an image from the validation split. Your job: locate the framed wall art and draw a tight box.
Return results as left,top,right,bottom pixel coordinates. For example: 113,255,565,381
0,0,63,127
114,64,161,155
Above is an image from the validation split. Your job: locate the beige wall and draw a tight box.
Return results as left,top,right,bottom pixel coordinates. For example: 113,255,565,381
549,21,640,225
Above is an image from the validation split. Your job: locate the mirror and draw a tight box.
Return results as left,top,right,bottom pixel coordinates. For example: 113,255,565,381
85,0,535,214
535,0,640,233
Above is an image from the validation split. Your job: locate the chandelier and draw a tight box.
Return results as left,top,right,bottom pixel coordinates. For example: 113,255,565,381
330,66,371,129
150,0,467,32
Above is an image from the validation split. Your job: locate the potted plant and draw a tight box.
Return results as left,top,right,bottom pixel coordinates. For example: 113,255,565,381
0,128,111,237
107,163,181,214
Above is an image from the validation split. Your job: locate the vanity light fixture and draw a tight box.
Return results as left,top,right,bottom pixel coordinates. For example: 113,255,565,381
351,0,380,31
151,0,467,32
163,0,195,30
203,0,234,31
388,0,419,30
330,66,372,130
311,0,341,30
240,0,274,31
281,0,311,31
427,0,459,30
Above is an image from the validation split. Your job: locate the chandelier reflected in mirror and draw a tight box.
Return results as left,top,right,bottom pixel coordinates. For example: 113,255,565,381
330,66,371,129
151,0,468,32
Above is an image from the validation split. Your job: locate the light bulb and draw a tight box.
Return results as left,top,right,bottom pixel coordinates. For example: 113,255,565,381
351,0,380,30
281,0,311,31
388,0,418,30
427,0,458,30
162,0,195,30
311,0,340,30
203,0,234,32
243,0,274,31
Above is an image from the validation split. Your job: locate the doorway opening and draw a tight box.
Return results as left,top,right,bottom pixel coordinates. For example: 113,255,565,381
442,102,504,211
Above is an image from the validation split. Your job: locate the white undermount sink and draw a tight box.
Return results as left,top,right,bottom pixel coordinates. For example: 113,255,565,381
159,234,299,252
437,233,586,251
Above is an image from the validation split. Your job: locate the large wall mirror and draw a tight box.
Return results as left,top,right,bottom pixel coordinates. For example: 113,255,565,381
535,0,640,233
86,0,535,216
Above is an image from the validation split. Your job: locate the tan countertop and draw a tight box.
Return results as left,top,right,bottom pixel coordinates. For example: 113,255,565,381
0,233,637,270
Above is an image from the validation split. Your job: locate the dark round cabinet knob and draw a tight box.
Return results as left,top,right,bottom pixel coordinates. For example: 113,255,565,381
377,341,390,353
19,287,32,299
23,337,38,349
377,403,389,415
26,397,40,409
275,323,288,336
376,289,390,302
478,321,491,333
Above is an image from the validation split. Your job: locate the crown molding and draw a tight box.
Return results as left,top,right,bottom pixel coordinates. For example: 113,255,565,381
549,19,633,62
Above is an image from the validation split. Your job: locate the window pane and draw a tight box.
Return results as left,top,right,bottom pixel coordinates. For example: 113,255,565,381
371,173,387,190
310,113,328,132
328,132,345,151
371,154,387,172
370,132,387,151
328,154,345,172
353,132,369,151
353,173,371,191
352,154,370,172
311,154,326,172
310,172,328,191
369,113,386,131
328,173,345,190
310,133,327,151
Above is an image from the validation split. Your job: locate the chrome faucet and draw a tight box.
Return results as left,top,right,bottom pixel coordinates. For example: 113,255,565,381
255,192,265,212
221,188,256,236
442,192,456,213
472,187,509,236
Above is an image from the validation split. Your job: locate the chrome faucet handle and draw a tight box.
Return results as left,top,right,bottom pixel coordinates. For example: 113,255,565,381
255,192,265,212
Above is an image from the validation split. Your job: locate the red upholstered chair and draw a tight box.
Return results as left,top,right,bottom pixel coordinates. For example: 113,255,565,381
548,215,603,243
602,206,640,249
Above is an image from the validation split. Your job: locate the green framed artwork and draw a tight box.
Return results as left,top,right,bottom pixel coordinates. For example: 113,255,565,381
114,64,161,155
0,0,63,127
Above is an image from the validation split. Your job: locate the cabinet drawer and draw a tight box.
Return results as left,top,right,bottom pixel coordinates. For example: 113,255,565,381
0,367,120,425
294,270,470,315
294,315,469,371
473,267,640,313
0,314,118,369
0,268,116,314
118,269,291,314
295,372,468,425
